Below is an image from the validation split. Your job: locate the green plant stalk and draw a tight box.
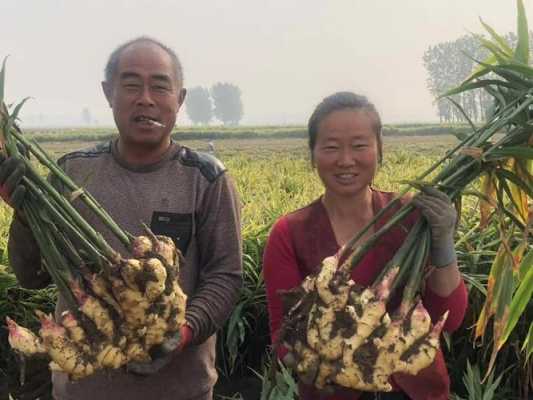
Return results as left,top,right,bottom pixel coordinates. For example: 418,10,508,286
340,204,415,274
375,219,426,295
22,178,107,268
454,88,529,139
387,232,420,301
400,228,431,308
10,128,133,247
19,157,119,263
380,220,424,281
50,229,85,272
24,203,100,339
431,97,533,185
439,161,482,188
23,201,79,313
0,110,18,159
438,127,531,196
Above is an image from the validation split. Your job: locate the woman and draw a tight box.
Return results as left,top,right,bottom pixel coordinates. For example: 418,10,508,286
263,92,468,400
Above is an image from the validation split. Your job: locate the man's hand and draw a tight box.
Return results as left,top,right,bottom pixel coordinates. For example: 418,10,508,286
127,324,193,376
10,356,53,400
412,186,457,268
0,153,26,210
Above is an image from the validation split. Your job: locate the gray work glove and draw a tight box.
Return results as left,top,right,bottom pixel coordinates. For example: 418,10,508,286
412,186,457,268
0,153,26,210
127,325,193,376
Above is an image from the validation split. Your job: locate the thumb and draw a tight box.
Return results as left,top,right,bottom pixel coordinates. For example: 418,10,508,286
160,332,181,354
282,353,297,368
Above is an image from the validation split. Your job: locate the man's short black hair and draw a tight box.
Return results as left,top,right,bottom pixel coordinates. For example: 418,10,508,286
104,36,184,86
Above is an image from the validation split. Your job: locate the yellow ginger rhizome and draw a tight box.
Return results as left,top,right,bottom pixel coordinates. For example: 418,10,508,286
7,230,187,380
278,247,448,392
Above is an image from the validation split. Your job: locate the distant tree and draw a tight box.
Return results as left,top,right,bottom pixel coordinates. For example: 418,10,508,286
424,31,533,123
210,82,243,125
423,35,490,123
185,86,213,125
82,107,92,125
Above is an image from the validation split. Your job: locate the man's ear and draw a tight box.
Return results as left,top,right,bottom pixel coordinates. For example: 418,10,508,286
178,88,186,108
101,81,113,107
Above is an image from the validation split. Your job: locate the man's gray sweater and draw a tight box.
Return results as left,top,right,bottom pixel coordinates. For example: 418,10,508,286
8,140,243,400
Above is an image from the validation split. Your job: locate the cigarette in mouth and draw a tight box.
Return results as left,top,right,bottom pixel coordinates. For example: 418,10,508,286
150,120,165,128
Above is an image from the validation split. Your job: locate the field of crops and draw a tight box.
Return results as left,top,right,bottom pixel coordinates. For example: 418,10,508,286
0,132,530,399
20,123,471,146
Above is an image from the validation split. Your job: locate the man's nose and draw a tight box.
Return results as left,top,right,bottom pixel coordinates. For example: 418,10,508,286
136,86,155,106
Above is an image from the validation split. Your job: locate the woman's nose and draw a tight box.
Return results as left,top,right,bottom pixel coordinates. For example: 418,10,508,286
337,148,356,167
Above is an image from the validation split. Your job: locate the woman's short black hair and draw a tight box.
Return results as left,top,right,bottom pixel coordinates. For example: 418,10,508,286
307,92,383,164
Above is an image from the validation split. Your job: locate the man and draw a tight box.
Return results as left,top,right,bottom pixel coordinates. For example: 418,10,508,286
1,37,242,400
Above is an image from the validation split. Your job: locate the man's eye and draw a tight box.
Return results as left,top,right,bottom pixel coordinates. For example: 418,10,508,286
124,83,140,90
324,146,339,151
153,85,170,92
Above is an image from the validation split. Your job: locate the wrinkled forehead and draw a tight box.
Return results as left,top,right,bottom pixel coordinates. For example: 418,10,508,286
116,42,180,86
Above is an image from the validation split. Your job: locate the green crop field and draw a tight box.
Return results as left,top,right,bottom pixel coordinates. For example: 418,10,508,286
0,131,530,399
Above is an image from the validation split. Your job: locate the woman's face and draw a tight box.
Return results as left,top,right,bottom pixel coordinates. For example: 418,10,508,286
312,109,379,198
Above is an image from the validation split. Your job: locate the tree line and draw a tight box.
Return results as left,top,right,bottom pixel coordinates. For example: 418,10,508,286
423,32,533,123
185,82,243,126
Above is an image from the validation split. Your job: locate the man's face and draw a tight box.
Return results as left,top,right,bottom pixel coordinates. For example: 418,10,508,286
102,42,185,149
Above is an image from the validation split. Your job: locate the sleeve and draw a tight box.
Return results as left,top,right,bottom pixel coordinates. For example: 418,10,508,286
422,278,468,333
262,216,304,359
185,172,243,345
8,213,50,289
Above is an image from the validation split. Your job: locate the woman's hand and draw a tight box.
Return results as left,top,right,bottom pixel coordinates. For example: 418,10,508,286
412,186,457,268
412,186,462,297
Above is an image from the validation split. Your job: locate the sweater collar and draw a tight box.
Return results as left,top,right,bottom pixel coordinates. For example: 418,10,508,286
110,139,180,173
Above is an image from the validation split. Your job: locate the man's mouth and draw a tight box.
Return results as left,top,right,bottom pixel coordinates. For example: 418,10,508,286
133,115,165,127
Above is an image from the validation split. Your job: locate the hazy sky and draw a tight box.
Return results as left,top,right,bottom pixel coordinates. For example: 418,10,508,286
0,0,526,126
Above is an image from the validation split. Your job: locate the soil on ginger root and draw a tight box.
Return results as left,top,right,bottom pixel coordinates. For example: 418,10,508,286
353,341,380,384
331,309,357,339
353,323,388,385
